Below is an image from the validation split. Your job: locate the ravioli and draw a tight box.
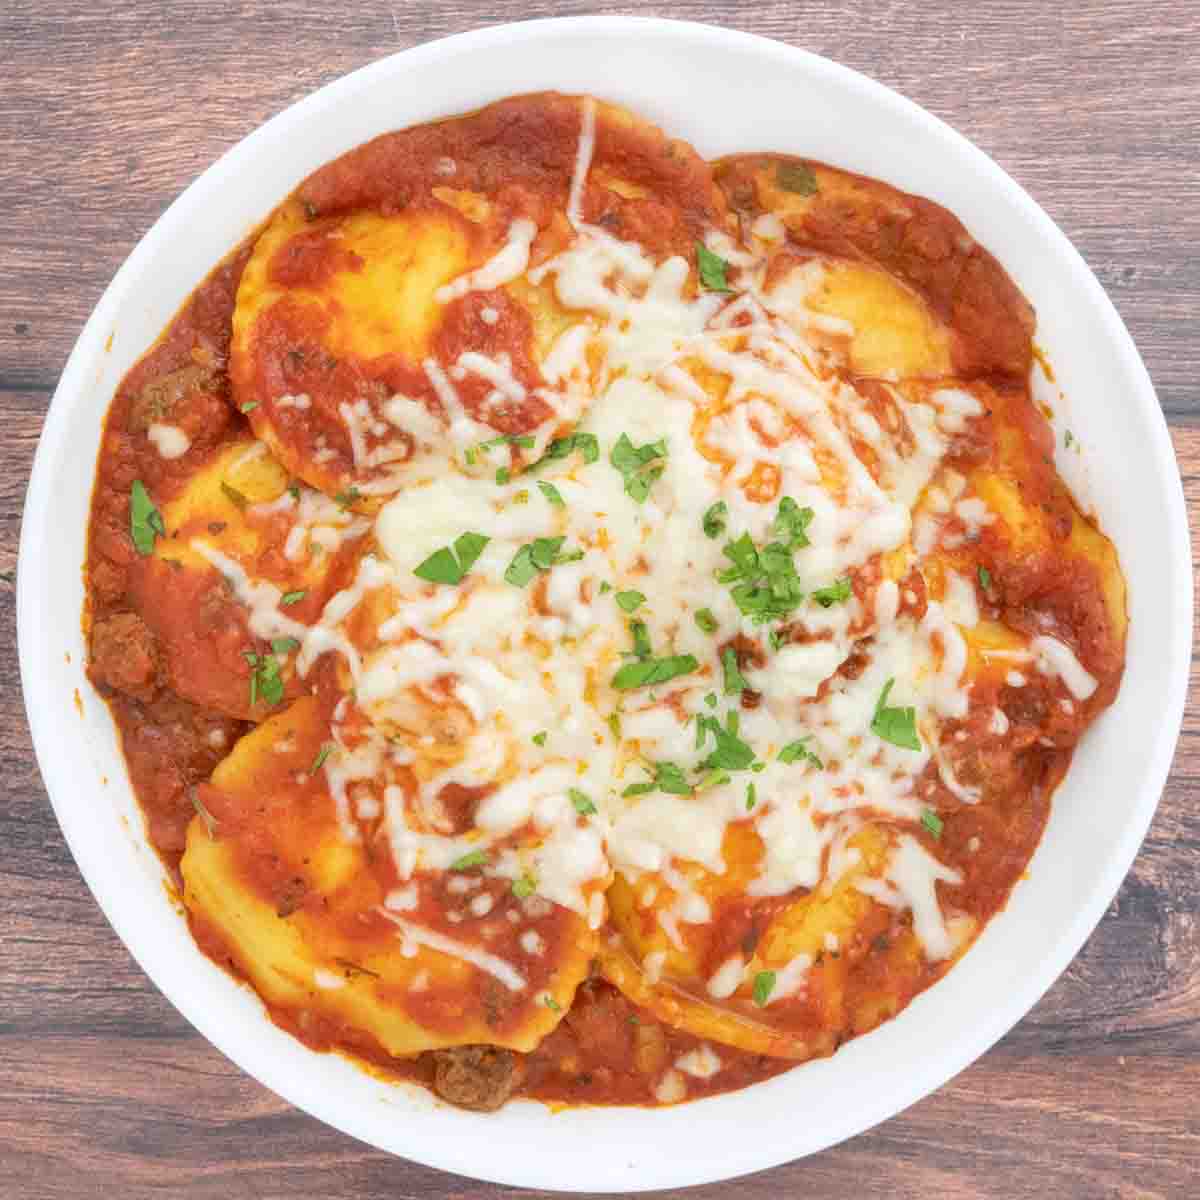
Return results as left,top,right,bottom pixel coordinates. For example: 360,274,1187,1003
183,697,595,1056
86,92,1126,1112
230,93,725,505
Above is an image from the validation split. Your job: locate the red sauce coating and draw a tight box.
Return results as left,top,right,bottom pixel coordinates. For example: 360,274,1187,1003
82,96,1126,1112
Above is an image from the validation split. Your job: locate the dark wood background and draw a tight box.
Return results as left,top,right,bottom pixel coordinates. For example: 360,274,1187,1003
2,3,1196,1196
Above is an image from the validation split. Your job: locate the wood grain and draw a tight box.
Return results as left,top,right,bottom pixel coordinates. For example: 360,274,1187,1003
1,4,1197,1197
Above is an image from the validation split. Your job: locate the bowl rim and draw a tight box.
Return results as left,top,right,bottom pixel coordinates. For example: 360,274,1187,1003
18,14,1193,1191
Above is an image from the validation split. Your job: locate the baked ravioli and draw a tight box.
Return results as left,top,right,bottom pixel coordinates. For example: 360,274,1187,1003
85,93,1126,1111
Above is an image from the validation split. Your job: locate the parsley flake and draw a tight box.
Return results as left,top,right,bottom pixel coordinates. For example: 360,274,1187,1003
696,710,756,772
694,607,718,634
722,647,750,695
414,532,490,586
532,731,548,747
870,678,922,751
495,467,511,485
978,565,992,590
696,242,733,293
773,496,814,550
812,578,852,608
334,486,361,510
450,850,488,871
921,808,944,839
611,433,667,503
544,994,562,1012
616,590,646,613
129,480,165,556
526,430,599,473
612,655,698,691
746,782,757,811
245,651,284,709
271,636,300,655
504,536,582,587
623,761,692,797
512,875,537,899
570,788,597,816
280,589,306,607
752,969,777,1006
702,500,728,540
537,480,565,508
310,744,332,775
779,738,822,769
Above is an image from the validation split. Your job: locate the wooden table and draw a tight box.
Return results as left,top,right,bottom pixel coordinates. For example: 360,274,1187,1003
2,3,1196,1196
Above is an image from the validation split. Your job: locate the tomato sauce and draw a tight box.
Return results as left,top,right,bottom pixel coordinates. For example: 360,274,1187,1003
82,96,1126,1113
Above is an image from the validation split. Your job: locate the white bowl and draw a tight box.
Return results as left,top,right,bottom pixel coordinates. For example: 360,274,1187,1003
18,16,1192,1191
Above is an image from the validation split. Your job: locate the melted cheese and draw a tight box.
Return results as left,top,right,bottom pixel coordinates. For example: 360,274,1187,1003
192,100,1013,1003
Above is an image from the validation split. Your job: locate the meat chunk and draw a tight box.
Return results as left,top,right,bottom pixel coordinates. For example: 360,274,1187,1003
126,363,233,450
90,611,159,700
128,364,217,432
430,1044,523,1112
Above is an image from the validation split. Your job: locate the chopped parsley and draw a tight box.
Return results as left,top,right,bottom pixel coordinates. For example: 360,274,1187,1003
696,709,756,772
812,578,851,608
478,433,535,453
612,654,698,691
598,581,612,594
239,401,259,414
773,496,814,550
722,647,749,695
413,532,490,586
526,430,599,473
244,650,284,708
615,590,646,613
694,607,719,634
713,496,814,625
569,788,597,816
504,536,582,587
310,744,332,774
450,849,488,871
537,480,565,508
921,808,944,839
334,486,361,510
610,621,698,691
544,994,562,1012
778,737,822,769
704,691,718,708
129,480,165,556
511,875,537,899
746,782,757,811
696,242,732,293
978,565,992,590
870,678,922,751
271,636,300,655
623,760,692,797
495,467,511,485
768,629,785,652
611,433,667,503
775,161,819,196
1064,429,1075,449
718,533,803,623
280,589,307,606
752,969,777,1006
702,500,728,539
532,731,547,747
220,481,249,510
